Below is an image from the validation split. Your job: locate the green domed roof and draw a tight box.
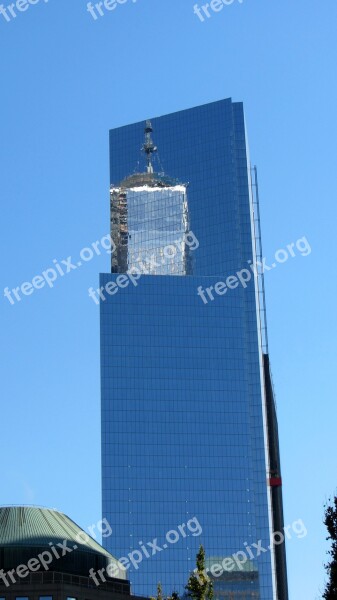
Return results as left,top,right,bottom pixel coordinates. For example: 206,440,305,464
0,506,125,580
0,506,107,554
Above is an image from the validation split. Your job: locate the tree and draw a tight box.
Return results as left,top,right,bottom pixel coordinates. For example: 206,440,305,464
185,545,213,600
167,593,180,600
323,496,337,599
151,583,164,600
151,582,180,600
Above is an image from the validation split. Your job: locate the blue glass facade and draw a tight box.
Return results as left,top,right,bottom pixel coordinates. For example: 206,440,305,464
101,99,277,599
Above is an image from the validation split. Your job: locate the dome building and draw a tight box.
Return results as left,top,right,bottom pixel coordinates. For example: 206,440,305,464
0,507,146,600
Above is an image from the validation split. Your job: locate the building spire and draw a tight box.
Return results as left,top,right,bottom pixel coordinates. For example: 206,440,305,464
142,120,157,174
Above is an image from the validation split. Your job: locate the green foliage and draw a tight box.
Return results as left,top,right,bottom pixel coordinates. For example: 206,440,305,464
167,592,180,600
151,546,213,600
323,496,337,599
151,583,164,600
185,545,213,600
151,582,180,600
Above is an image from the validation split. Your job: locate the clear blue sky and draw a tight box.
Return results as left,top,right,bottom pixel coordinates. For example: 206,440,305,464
1,0,336,597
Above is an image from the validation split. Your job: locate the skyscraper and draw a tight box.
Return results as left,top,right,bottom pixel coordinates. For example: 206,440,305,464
100,99,288,600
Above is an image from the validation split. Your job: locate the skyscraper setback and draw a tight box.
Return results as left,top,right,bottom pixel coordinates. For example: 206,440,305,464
100,99,288,599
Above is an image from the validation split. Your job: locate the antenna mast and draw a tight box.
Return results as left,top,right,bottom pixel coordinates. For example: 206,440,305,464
142,120,157,174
